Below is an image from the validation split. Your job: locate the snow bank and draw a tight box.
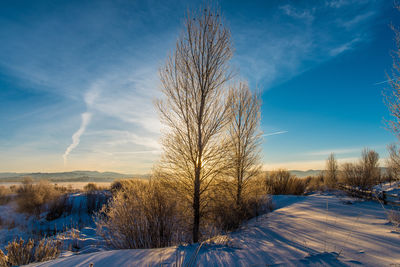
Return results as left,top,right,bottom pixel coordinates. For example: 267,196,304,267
27,193,400,267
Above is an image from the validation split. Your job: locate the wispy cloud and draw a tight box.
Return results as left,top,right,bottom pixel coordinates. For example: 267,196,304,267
0,0,386,173
326,0,370,9
263,157,360,171
339,11,376,29
279,5,315,22
306,144,386,157
307,147,361,156
234,1,380,90
374,78,394,85
63,112,92,165
262,131,288,137
329,37,361,56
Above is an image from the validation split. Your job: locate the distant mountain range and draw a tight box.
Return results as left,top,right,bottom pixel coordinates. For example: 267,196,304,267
289,170,322,178
0,169,324,183
0,171,150,183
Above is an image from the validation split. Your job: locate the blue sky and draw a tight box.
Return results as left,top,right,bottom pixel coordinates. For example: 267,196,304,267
0,0,398,173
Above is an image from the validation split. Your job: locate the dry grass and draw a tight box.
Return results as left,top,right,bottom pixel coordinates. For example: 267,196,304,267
33,239,62,262
0,250,7,267
210,193,272,232
0,186,11,205
96,179,183,249
266,169,307,195
4,239,34,266
305,175,325,192
83,182,109,192
1,238,61,266
16,179,62,216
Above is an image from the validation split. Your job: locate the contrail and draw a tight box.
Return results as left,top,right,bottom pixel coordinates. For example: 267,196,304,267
374,79,396,85
63,112,92,165
262,130,288,137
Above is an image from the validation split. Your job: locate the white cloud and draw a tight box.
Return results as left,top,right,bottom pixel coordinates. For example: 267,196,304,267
329,37,361,56
263,157,359,171
262,131,288,137
306,147,361,156
63,112,92,165
0,0,386,173
326,0,371,9
339,11,376,29
279,5,315,22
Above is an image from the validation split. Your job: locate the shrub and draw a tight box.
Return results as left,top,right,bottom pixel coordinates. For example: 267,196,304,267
207,175,272,232
33,239,62,262
83,183,98,192
388,210,400,229
46,194,72,221
210,192,271,232
340,149,381,190
5,238,34,266
16,179,61,217
0,186,11,205
305,175,325,192
1,238,61,266
0,250,7,267
266,169,306,195
96,179,182,249
110,179,138,194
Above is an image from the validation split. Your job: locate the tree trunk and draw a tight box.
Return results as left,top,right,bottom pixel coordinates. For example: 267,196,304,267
193,167,201,243
236,180,242,208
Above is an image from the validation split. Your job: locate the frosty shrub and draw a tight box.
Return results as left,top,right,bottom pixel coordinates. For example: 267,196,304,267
208,176,272,232
266,169,306,195
2,238,61,266
0,250,7,267
16,178,62,216
0,186,11,205
83,183,99,192
110,179,138,193
4,238,34,266
210,191,272,231
33,238,62,262
305,175,325,192
388,210,400,229
95,179,183,249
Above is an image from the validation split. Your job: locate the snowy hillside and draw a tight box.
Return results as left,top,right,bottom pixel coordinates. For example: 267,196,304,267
28,193,400,267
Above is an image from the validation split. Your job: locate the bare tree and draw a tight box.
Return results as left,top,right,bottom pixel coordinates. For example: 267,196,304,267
360,148,380,190
324,153,338,189
387,144,400,182
340,149,380,189
341,162,363,187
156,6,232,243
227,82,262,208
383,4,400,182
384,4,400,137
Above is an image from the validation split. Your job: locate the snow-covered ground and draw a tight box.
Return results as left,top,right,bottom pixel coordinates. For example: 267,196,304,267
374,181,400,196
0,193,104,252
26,193,400,267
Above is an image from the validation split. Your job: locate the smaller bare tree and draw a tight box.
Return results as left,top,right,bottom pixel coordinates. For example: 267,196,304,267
386,144,400,182
226,82,262,208
360,148,380,189
340,162,363,187
324,153,338,189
